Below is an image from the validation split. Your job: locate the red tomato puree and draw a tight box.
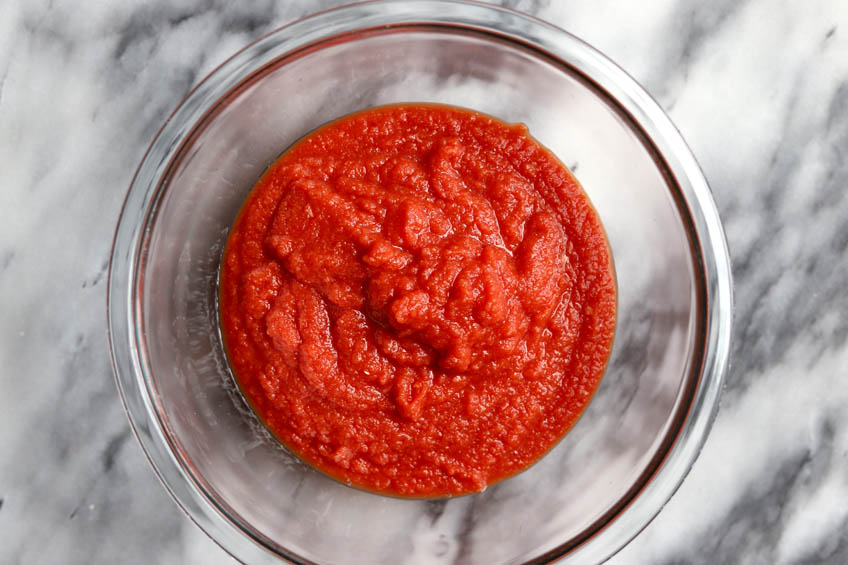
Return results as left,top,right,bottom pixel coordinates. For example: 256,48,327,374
219,104,616,497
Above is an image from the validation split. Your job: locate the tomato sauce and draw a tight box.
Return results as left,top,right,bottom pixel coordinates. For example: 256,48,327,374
219,104,616,497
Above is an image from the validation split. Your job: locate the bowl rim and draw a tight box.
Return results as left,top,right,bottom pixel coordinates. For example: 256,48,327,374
107,1,733,563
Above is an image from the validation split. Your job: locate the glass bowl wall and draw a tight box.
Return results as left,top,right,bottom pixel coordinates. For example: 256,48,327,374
108,2,732,563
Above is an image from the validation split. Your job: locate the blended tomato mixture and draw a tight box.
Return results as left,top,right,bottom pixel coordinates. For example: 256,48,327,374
219,104,616,497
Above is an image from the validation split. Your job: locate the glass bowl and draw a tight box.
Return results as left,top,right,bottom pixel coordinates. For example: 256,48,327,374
107,1,732,563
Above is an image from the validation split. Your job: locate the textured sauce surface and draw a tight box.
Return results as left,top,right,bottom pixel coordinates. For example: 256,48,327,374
219,105,616,497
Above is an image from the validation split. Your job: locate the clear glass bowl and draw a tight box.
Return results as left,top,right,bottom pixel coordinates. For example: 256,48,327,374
108,1,732,563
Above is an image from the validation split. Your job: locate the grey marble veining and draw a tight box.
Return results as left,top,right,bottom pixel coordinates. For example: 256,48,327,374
0,0,846,563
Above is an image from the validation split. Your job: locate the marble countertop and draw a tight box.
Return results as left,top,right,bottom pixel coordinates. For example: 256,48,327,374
1,0,846,563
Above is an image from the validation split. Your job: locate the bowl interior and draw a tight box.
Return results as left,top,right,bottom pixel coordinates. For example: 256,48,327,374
136,26,701,564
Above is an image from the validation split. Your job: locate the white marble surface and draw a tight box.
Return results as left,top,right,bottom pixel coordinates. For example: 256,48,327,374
1,0,846,563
